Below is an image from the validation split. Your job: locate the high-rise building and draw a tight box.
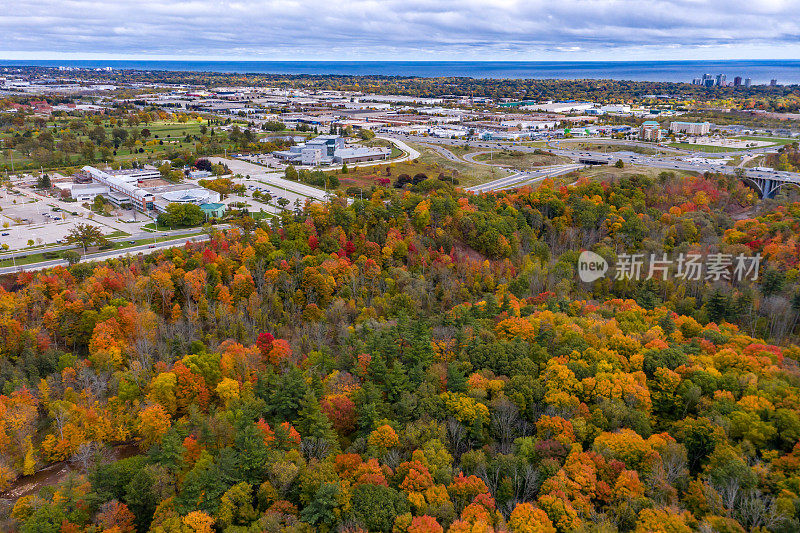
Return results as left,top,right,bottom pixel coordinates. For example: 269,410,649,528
744,78,752,87
716,74,727,87
770,79,778,86
733,76,742,86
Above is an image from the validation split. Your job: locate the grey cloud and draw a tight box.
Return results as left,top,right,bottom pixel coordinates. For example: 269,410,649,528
1,0,799,58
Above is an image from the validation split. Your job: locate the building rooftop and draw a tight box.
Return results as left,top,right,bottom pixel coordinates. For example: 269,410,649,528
161,188,217,203
335,147,390,158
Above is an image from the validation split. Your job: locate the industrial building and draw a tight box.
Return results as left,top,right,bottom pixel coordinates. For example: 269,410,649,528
521,101,595,113
274,135,389,166
333,147,390,164
69,183,110,202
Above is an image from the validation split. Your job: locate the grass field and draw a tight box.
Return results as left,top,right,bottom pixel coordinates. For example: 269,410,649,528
514,141,551,149
735,136,797,146
411,143,506,187
576,164,697,182
556,141,659,155
743,155,768,168
365,139,404,159
446,145,482,158
0,120,212,172
666,142,740,153
328,142,503,190
472,150,571,169
0,117,282,173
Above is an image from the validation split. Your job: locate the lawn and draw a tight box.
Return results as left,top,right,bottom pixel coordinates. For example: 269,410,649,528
735,136,797,146
513,141,551,149
365,139,404,159
0,117,258,172
143,221,204,232
472,150,571,169
666,142,740,153
0,250,60,267
326,142,504,190
409,143,507,188
744,155,767,168
577,164,697,182
446,145,482,158
0,231,203,267
556,141,658,155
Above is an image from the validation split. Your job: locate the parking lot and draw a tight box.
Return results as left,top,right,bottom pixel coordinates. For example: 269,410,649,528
235,153,285,169
0,218,118,250
0,184,158,251
237,180,302,213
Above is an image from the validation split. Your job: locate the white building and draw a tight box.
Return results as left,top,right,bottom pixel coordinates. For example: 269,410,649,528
160,188,221,205
500,120,557,131
333,147,391,164
188,170,212,179
71,183,110,202
82,166,155,211
274,135,389,166
600,104,632,113
670,121,712,135
521,102,595,113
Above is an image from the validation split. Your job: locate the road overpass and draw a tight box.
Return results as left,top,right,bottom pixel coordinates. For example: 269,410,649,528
383,133,800,198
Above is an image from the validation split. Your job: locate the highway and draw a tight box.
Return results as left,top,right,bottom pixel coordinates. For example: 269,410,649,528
468,164,584,193
0,227,207,262
0,233,211,275
382,133,800,190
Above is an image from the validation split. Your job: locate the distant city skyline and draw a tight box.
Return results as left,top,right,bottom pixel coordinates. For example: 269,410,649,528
2,0,800,61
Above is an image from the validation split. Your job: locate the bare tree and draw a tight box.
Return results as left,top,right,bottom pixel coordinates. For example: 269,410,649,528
491,397,521,454
70,441,110,474
446,417,471,460
301,437,333,461
736,489,786,530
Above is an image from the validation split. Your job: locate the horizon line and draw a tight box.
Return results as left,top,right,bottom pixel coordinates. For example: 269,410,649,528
2,58,800,63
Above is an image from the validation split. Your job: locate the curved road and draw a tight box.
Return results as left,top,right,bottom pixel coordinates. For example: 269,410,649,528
381,133,800,190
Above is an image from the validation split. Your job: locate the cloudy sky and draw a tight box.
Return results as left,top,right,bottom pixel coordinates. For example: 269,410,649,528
3,0,800,60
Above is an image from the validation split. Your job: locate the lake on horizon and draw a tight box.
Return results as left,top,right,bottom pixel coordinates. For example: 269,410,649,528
2,59,799,84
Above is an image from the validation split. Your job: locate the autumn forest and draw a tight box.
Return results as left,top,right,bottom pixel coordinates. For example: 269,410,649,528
3,170,800,532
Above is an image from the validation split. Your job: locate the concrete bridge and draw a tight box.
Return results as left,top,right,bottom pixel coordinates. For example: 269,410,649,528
740,170,800,199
